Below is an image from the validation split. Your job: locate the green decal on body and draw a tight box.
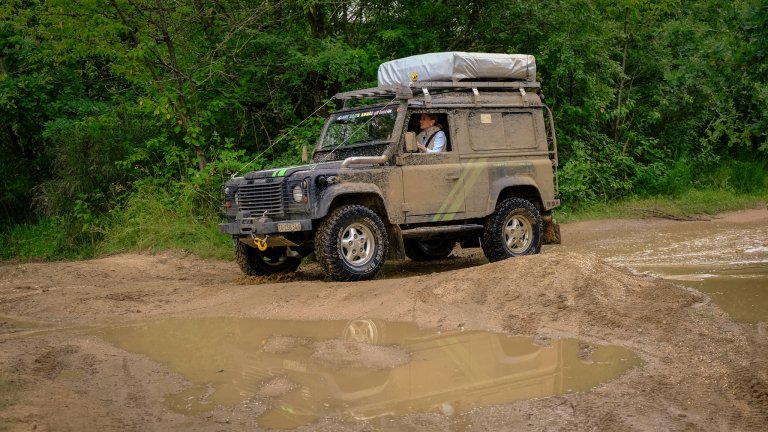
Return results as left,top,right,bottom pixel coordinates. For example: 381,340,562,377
271,167,290,177
432,158,488,221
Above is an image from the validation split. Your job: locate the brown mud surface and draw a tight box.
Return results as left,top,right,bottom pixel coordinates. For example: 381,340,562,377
1,209,767,431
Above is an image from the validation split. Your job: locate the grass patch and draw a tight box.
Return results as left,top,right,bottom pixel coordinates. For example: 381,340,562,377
557,188,767,223
98,182,232,260
0,217,92,261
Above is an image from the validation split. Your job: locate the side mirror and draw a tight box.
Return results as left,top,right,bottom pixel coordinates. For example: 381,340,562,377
404,132,417,153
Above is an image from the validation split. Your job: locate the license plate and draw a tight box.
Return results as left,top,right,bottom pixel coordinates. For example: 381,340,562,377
277,222,302,232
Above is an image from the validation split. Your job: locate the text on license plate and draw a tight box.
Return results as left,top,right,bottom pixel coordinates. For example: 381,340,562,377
277,222,302,232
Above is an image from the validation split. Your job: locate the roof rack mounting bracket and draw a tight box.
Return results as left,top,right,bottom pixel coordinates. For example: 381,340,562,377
422,88,432,107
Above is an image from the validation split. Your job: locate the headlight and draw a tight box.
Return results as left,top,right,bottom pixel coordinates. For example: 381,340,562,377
292,185,304,203
223,186,233,208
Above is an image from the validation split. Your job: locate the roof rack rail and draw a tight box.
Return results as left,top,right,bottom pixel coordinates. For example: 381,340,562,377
333,80,541,102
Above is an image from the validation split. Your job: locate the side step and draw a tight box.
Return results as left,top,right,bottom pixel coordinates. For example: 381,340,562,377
400,224,484,239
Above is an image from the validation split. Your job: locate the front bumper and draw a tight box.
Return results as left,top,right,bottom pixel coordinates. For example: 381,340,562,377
218,216,313,236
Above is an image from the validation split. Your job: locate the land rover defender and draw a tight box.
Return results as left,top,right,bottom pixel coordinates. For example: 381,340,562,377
219,52,561,281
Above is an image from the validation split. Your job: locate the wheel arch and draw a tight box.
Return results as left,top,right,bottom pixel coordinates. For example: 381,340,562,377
315,184,390,220
488,178,543,213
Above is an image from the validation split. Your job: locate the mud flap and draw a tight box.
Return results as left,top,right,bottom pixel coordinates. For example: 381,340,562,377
543,220,561,245
386,225,406,260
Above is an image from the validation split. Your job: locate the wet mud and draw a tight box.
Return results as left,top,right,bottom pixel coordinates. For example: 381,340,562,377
0,208,766,431
562,209,768,322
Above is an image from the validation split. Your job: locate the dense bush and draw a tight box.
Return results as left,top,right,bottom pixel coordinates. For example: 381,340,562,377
1,0,766,259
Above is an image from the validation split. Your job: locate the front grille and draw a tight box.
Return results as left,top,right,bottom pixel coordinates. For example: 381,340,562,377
236,182,284,216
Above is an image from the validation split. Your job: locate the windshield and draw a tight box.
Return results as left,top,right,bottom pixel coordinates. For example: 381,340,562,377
318,106,396,150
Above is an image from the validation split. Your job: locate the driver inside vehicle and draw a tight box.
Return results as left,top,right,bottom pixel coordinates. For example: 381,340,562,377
416,114,446,153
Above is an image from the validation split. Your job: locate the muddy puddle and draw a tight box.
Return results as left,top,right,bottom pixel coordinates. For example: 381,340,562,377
562,215,768,323
0,316,45,335
95,318,639,429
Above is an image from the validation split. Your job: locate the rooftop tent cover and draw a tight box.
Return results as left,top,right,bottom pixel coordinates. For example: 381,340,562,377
377,52,537,86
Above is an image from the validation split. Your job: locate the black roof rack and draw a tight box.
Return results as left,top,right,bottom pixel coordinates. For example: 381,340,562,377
333,81,542,101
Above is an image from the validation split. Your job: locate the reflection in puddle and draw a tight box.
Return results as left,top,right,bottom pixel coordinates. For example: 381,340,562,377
96,318,639,429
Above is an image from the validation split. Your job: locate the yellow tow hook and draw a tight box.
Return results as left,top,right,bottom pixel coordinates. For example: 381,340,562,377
254,236,268,251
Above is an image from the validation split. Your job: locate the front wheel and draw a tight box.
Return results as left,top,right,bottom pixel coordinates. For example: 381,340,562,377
482,198,543,262
234,241,301,276
315,205,388,281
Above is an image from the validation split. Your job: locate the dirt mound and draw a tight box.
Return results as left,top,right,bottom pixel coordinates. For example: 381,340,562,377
417,251,701,336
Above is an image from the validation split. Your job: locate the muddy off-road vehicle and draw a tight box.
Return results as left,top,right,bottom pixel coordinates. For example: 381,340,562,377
220,52,561,281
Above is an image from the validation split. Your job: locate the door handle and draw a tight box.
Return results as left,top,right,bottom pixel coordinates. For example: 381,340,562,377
445,174,460,180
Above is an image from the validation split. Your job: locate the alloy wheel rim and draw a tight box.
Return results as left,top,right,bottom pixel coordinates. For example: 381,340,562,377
504,215,532,253
340,223,375,267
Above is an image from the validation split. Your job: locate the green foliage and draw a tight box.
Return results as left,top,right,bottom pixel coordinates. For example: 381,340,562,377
1,0,767,260
98,180,231,260
558,188,768,223
1,217,90,260
710,158,768,194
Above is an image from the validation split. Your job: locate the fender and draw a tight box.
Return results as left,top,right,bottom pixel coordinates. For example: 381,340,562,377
486,176,542,214
313,182,388,220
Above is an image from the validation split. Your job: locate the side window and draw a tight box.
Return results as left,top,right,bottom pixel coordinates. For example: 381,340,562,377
469,112,538,151
406,112,452,152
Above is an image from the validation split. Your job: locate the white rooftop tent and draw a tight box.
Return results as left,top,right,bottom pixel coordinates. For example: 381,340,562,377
377,52,537,86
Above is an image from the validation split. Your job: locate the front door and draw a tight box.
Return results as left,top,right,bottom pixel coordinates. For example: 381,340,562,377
399,112,464,222
400,152,465,222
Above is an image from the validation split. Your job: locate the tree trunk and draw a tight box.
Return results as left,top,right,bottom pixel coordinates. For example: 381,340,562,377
306,2,326,39
616,9,630,149
155,0,207,171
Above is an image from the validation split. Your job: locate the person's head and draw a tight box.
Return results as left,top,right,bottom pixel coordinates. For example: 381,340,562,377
419,113,438,130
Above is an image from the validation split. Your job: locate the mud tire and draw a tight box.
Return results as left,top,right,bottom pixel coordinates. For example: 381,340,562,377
234,240,301,276
482,198,543,262
315,205,388,281
403,239,455,261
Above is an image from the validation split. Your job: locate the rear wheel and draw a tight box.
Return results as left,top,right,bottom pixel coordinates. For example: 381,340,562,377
315,205,387,281
234,240,301,276
403,239,455,261
482,198,543,262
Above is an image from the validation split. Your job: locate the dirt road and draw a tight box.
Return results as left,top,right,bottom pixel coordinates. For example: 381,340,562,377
1,210,767,431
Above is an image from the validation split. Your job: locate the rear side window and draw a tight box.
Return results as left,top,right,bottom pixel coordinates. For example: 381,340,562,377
468,111,538,151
